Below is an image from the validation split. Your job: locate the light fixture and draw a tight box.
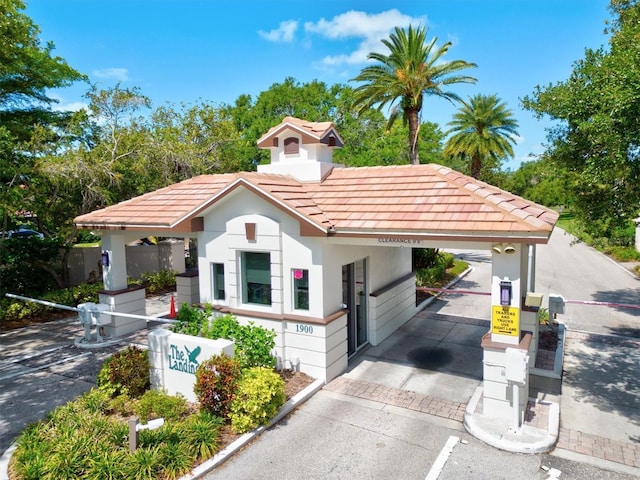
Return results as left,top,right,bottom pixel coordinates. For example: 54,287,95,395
491,243,503,254
503,243,516,254
500,280,512,306
101,251,110,267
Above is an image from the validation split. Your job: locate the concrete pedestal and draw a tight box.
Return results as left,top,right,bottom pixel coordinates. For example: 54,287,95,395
99,285,147,337
176,270,199,308
481,331,532,422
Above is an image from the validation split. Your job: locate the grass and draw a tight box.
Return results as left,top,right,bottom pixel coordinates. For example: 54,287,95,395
556,211,640,264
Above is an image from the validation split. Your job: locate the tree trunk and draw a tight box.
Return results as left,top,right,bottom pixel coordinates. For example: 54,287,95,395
470,154,482,179
407,108,420,165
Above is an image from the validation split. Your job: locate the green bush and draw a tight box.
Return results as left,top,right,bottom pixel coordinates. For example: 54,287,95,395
201,314,277,369
415,252,463,288
172,309,277,369
1,281,103,322
133,390,188,423
97,346,150,399
141,269,177,294
229,367,286,433
170,303,212,336
193,354,241,417
9,387,224,480
181,411,223,461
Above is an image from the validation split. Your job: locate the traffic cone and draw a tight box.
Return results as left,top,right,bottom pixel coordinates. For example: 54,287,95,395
169,295,177,319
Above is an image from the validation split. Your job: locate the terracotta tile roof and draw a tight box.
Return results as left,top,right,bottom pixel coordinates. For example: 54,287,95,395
74,174,237,231
75,164,558,241
256,116,344,148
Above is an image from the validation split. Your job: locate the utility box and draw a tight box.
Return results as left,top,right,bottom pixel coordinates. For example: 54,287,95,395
505,347,529,385
548,294,566,316
525,292,544,308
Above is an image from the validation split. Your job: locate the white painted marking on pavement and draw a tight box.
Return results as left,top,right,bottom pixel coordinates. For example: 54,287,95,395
425,435,459,480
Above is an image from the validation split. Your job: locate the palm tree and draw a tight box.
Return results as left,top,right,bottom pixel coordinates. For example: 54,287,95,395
444,94,519,179
351,25,477,165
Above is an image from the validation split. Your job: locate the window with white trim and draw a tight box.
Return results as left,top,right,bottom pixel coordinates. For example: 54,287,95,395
212,263,225,300
242,252,271,305
293,269,309,310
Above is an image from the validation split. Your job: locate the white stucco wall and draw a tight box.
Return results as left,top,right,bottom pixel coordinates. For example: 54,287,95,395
194,186,417,381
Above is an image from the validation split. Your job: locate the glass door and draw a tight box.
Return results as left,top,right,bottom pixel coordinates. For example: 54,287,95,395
342,259,368,357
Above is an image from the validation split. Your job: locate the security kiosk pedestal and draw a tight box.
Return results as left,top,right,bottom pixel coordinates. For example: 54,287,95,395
481,331,532,421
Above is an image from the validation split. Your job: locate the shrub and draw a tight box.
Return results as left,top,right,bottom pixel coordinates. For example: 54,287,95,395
181,411,223,461
193,354,241,417
157,439,195,479
77,388,111,414
201,314,276,369
229,367,286,433
0,281,103,322
170,303,212,336
415,251,462,288
133,390,188,423
123,445,162,480
97,346,150,399
141,269,177,294
172,309,277,369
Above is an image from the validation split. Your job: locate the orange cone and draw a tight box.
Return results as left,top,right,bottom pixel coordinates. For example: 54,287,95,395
169,296,177,319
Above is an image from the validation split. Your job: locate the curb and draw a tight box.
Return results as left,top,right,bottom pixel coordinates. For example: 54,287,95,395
0,444,16,480
463,386,559,455
0,378,325,480
416,266,474,312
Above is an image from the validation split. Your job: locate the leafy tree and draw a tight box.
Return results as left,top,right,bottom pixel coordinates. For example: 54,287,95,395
443,94,519,180
148,100,252,184
228,77,347,166
351,25,476,165
0,0,85,232
522,0,640,238
507,158,572,207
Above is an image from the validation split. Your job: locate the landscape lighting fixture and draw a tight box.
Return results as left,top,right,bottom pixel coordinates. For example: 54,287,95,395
503,243,516,254
101,251,110,267
491,243,503,254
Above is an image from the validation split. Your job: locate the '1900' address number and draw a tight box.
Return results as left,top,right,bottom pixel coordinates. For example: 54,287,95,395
295,324,313,334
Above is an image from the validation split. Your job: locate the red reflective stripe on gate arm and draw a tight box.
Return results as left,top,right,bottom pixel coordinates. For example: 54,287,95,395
416,289,640,309
416,287,491,296
565,299,640,309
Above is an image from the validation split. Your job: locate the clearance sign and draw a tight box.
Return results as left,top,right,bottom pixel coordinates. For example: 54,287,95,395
491,305,520,337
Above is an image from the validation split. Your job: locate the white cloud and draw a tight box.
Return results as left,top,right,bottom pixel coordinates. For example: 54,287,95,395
258,20,298,42
53,101,88,112
305,9,426,68
92,67,129,81
49,93,88,112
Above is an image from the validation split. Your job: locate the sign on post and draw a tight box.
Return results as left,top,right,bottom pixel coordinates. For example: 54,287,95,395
148,329,235,402
491,305,520,337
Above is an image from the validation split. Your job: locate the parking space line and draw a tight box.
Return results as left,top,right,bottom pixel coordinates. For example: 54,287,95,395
425,435,459,480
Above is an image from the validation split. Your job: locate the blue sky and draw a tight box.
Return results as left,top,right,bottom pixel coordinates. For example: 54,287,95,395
27,0,611,170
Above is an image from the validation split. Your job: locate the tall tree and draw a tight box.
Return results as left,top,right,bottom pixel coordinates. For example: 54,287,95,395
443,94,519,179
522,0,640,238
350,25,476,165
228,77,343,165
0,0,85,232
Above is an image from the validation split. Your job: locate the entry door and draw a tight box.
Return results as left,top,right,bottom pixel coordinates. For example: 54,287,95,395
342,259,368,357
